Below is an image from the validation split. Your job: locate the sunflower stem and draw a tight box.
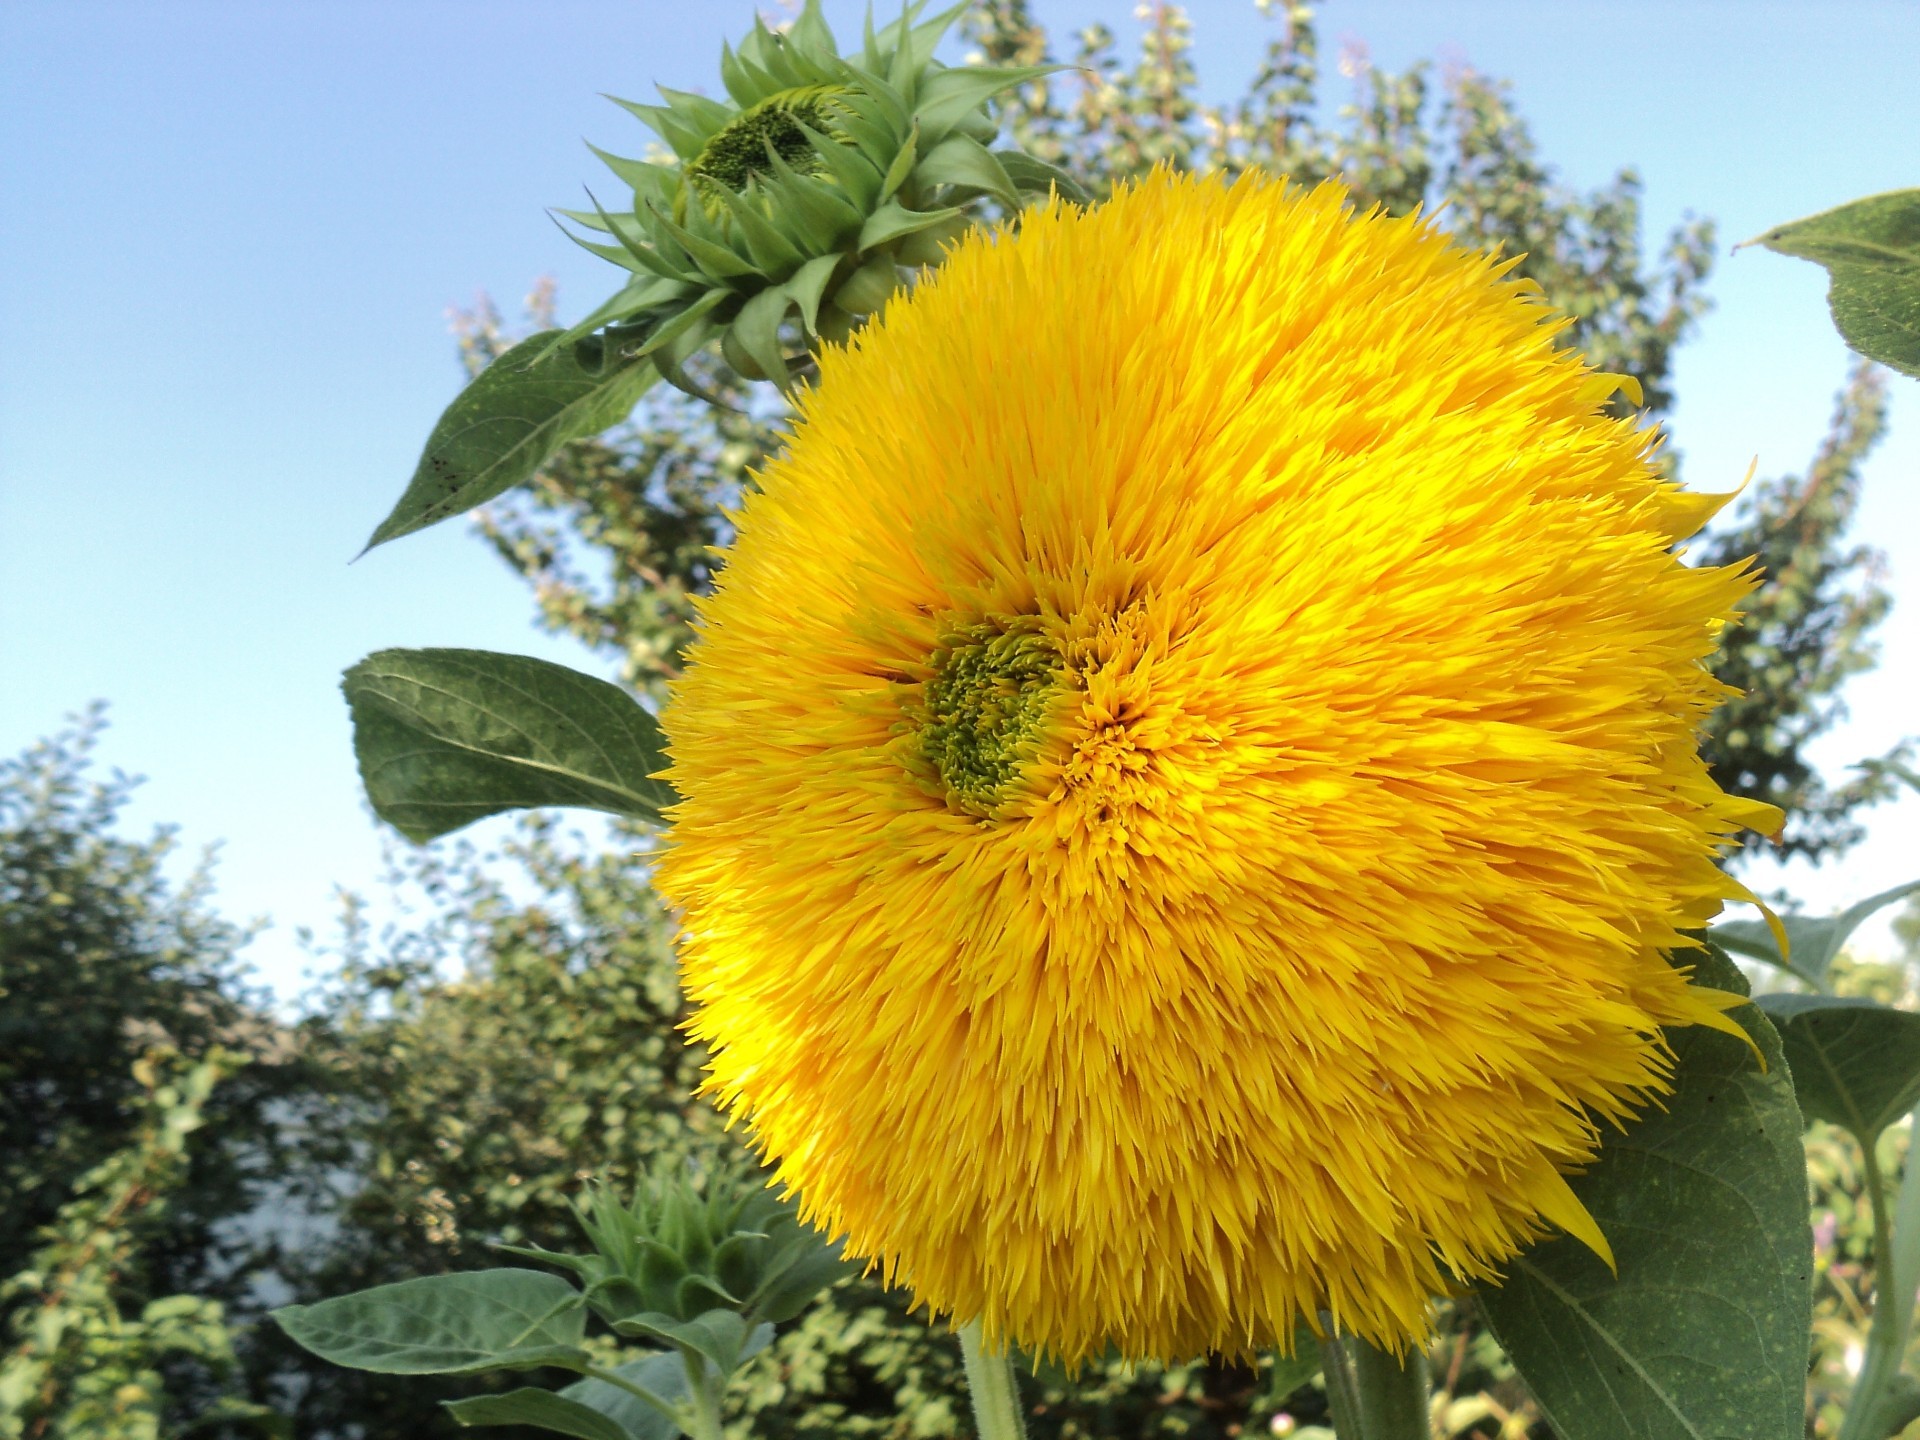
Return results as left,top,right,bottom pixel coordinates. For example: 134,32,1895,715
958,1318,1028,1440
682,1351,727,1440
1839,1111,1920,1440
1319,1331,1430,1440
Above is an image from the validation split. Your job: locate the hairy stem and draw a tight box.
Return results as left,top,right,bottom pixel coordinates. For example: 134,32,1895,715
958,1318,1028,1440
1842,1113,1920,1440
1320,1330,1431,1440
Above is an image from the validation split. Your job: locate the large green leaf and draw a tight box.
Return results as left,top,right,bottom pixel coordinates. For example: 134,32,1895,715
1711,879,1920,988
1476,949,1810,1440
558,1352,691,1440
342,648,676,843
1754,189,1920,379
365,332,656,552
1756,994,1920,1142
273,1270,588,1376
444,1389,636,1440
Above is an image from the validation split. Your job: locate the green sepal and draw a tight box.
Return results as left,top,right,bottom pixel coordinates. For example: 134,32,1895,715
643,203,759,283
781,253,843,335
604,95,706,163
651,84,732,141
796,118,883,211
729,286,796,387
859,199,966,255
585,192,702,284
915,132,1019,210
587,144,678,207
834,96,906,172
555,277,691,354
996,149,1090,205
879,122,919,203
715,185,806,278
911,65,1051,145
760,147,865,248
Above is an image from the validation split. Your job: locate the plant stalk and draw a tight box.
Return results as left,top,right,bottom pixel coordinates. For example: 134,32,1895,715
683,1354,728,1440
1841,1110,1920,1440
1319,1330,1431,1440
958,1318,1028,1440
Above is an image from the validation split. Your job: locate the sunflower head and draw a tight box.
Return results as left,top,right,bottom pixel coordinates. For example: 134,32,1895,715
556,0,1078,390
657,168,1781,1367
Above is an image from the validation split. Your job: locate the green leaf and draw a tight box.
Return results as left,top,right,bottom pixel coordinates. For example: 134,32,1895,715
609,1309,753,1376
1756,994,1920,1141
272,1270,589,1376
995,150,1090,206
1753,189,1920,378
858,199,966,255
559,1352,690,1440
1476,948,1810,1440
342,648,676,844
913,133,1019,211
1711,879,1920,987
444,1389,636,1440
366,333,655,551
910,65,1050,145
1265,1317,1324,1404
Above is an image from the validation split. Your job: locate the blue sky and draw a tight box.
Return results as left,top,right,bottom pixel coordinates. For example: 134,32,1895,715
3,0,1916,999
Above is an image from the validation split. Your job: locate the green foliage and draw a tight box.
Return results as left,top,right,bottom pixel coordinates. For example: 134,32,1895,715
1692,362,1900,863
1758,996,1920,1146
1715,879,1920,988
343,649,676,843
274,1162,845,1439
0,713,317,1435
0,1050,281,1440
1756,189,1920,379
1476,949,1811,1440
276,1271,591,1377
368,332,660,552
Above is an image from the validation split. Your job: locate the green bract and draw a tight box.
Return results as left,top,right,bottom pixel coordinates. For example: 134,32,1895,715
556,0,1077,390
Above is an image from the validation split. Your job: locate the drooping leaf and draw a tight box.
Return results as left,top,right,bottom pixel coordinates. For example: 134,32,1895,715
342,648,676,843
444,1388,636,1440
558,1351,692,1440
610,1308,755,1376
1476,948,1810,1440
272,1270,588,1376
1756,994,1920,1141
1753,189,1920,378
1711,879,1920,987
365,334,656,552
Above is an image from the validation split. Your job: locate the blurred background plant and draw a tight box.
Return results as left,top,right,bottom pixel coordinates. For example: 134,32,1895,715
4,3,1911,1437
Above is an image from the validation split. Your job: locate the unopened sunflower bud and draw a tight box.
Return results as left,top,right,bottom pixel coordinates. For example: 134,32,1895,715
555,0,1081,392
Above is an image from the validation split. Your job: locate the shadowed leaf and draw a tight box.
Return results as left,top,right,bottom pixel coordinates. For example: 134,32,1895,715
273,1270,588,1376
366,333,656,551
1754,190,1920,378
1756,994,1920,1142
342,648,675,843
1476,948,1810,1440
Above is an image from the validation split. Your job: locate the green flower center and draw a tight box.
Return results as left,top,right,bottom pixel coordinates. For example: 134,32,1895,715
919,620,1060,812
686,86,846,200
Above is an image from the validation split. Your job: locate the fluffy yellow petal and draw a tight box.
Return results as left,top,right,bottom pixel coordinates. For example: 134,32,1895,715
656,170,1769,1364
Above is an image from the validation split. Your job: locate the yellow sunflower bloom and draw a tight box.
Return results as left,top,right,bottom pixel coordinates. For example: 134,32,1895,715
655,169,1779,1365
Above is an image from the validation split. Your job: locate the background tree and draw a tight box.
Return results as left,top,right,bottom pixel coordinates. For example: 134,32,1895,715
0,715,312,1356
